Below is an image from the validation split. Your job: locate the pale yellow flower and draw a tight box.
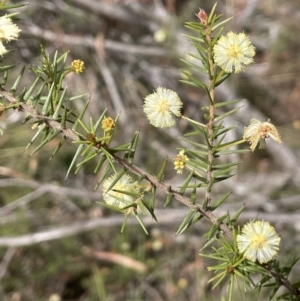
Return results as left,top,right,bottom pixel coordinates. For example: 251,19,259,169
154,29,167,43
102,174,140,209
174,150,189,174
243,118,282,151
0,15,21,41
213,32,255,73
71,59,84,74
143,87,183,128
48,294,61,301
0,15,21,55
237,220,280,264
102,117,115,133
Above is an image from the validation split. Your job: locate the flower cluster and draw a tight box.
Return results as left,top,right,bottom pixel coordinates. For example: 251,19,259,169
102,174,140,209
0,15,21,56
243,118,282,151
237,220,280,264
213,32,255,73
102,117,115,133
173,150,189,174
71,59,85,74
143,87,183,128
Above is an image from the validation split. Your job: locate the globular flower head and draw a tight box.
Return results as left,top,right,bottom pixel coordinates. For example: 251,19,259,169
143,87,183,128
0,15,21,41
0,15,21,56
213,32,255,73
237,220,281,264
71,59,85,74
102,117,115,133
154,29,167,43
243,118,282,151
102,174,140,209
174,150,189,174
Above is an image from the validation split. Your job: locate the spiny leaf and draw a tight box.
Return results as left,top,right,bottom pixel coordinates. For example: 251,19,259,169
212,133,226,151
215,70,231,87
26,123,46,149
49,135,68,161
164,191,173,208
53,86,67,119
187,159,207,173
93,109,108,132
133,211,149,235
184,22,206,33
10,65,25,94
214,139,245,151
186,150,208,164
103,169,126,195
192,172,207,183
182,115,207,129
181,34,205,44
180,71,207,89
124,131,140,163
213,165,237,177
141,199,157,222
230,205,245,224
212,17,233,31
211,192,231,211
0,64,15,73
156,157,168,182
23,76,41,102
94,155,107,174
213,174,235,182
207,223,220,240
202,99,241,110
214,107,241,123
180,58,207,73
41,81,55,115
0,3,26,10
72,99,90,131
199,236,217,252
179,137,208,150
75,151,98,174
216,149,249,156
149,186,157,209
121,214,130,233
208,2,218,24
212,161,241,170
213,125,236,138
30,129,60,156
1,70,8,85
30,81,47,107
179,170,195,194
94,164,112,190
65,144,84,179
176,209,198,235
180,79,202,89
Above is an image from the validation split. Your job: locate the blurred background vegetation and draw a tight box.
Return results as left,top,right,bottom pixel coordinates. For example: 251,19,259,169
0,0,300,300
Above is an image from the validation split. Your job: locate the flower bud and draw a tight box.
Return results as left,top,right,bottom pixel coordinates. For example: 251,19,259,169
196,9,207,25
